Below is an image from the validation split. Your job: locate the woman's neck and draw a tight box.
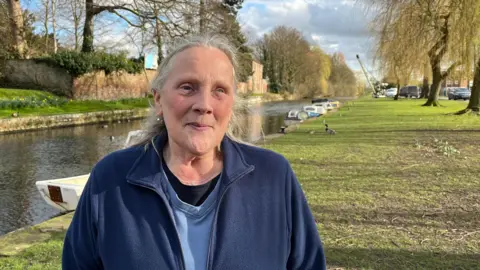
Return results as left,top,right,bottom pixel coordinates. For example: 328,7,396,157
163,141,223,186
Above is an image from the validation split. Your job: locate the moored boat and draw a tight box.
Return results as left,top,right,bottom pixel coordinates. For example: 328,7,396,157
35,130,145,212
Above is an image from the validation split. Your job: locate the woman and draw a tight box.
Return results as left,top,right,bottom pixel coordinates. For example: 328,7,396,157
62,34,326,270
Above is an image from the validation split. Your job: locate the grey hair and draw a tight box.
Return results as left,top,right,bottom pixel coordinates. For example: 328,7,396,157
133,33,248,148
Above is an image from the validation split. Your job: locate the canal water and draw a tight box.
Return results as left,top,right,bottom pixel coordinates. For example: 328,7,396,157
0,100,309,235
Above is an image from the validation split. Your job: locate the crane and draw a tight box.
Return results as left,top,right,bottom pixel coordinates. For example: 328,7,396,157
356,54,384,97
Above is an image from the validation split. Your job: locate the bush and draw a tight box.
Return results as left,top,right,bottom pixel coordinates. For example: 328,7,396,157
35,51,143,77
0,96,67,110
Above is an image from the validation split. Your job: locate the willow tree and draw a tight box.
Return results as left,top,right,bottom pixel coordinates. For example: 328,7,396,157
456,0,480,114
366,0,477,106
295,46,331,98
372,2,424,100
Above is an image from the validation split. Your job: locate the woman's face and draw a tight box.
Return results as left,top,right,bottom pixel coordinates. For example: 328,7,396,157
154,46,235,156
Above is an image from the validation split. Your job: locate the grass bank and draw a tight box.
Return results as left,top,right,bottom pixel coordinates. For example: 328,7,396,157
262,98,480,269
1,97,479,269
0,88,150,118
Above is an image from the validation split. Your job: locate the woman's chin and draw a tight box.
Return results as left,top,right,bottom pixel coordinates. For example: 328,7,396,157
187,139,215,156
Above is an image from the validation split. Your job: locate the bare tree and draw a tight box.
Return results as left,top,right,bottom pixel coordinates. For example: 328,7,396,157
256,26,318,94
81,0,194,53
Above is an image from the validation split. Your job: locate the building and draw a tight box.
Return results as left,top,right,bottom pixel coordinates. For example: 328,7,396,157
237,60,268,94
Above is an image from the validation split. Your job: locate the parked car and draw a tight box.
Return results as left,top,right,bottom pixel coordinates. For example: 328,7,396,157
312,98,329,104
449,88,471,100
399,86,421,98
447,88,458,100
385,88,398,97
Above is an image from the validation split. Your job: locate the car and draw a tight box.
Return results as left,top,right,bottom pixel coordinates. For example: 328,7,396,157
449,88,471,100
447,88,458,100
312,98,329,104
399,86,421,98
385,88,398,97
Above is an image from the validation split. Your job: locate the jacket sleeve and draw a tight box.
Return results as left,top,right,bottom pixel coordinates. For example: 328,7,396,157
286,164,326,270
62,169,102,269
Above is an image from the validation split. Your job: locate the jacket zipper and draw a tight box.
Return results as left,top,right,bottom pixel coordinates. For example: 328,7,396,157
129,182,186,270
205,166,255,270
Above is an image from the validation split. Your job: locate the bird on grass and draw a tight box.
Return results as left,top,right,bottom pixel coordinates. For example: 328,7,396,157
323,120,336,135
325,124,336,135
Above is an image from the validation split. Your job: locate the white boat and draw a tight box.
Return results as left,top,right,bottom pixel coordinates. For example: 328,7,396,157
35,130,146,212
286,110,308,120
312,102,333,111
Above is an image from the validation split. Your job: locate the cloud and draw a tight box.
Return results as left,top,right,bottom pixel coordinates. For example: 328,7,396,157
239,0,377,73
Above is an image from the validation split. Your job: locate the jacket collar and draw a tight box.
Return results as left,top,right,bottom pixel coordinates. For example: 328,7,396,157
126,133,255,192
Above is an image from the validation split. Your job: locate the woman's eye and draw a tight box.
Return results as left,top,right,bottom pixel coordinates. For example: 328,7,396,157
180,84,193,91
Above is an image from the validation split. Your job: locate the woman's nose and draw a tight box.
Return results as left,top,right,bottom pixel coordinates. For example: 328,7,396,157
191,89,213,114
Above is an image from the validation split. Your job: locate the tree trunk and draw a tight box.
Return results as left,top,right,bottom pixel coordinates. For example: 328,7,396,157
7,0,27,57
458,58,480,113
44,0,49,52
154,4,163,65
82,0,95,53
71,0,81,51
199,0,205,33
424,56,442,106
394,79,400,100
52,0,57,53
421,61,429,98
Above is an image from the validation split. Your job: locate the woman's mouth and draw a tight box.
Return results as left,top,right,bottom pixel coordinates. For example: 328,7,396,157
187,122,211,131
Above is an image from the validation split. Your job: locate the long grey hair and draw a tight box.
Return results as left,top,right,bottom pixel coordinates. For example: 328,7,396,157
133,33,248,148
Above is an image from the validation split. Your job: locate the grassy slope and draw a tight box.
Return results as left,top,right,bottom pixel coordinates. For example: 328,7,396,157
0,89,53,100
0,88,150,118
262,98,480,269
1,97,479,269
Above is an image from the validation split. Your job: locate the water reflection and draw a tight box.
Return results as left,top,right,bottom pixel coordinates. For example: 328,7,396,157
0,100,309,235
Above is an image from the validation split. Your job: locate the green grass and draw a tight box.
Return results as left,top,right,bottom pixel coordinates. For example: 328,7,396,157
262,98,480,269
0,88,55,100
0,88,150,118
0,213,72,270
1,97,479,269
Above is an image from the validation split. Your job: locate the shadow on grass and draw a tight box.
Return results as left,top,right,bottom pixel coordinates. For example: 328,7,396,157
311,204,480,230
326,247,480,270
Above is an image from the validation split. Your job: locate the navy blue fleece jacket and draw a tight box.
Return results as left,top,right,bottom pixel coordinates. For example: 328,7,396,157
62,134,326,269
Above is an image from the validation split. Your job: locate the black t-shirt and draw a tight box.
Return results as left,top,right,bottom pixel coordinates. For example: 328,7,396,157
162,158,220,206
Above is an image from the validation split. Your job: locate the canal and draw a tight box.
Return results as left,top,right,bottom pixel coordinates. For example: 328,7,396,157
0,100,310,235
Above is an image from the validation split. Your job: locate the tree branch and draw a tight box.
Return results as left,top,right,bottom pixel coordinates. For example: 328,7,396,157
441,62,460,80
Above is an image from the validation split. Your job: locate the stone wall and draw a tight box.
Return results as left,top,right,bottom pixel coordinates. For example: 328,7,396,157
2,59,268,99
2,60,157,100
2,60,73,96
73,70,156,100
0,109,149,134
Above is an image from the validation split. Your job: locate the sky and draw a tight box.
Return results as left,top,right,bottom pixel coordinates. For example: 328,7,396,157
21,0,378,79
238,0,377,75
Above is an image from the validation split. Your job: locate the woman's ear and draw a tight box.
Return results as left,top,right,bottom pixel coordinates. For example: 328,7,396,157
153,89,162,115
